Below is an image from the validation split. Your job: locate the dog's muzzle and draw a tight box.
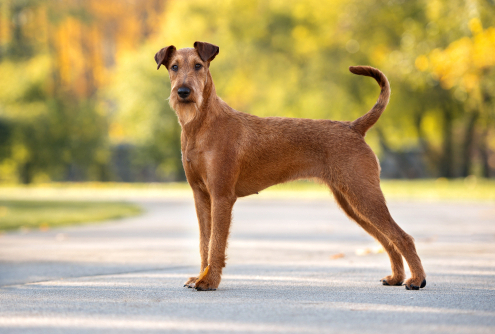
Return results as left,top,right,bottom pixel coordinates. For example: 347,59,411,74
178,86,191,99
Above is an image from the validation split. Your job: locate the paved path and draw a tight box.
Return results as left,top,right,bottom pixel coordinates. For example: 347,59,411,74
1,197,494,333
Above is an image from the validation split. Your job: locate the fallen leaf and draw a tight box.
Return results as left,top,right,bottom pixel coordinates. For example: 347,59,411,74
371,245,385,254
330,253,345,260
355,248,371,256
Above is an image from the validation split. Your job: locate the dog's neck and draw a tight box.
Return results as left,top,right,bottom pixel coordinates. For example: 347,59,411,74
174,70,219,138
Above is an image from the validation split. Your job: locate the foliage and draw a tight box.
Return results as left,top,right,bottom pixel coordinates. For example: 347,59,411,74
0,0,494,182
0,0,166,182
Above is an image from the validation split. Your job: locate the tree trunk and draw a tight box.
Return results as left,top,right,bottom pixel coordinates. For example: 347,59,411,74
460,111,479,177
440,107,454,178
479,129,491,178
20,162,33,184
413,109,441,176
478,79,493,178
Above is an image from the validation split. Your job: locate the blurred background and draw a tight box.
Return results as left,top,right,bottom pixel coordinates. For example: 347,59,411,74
0,0,494,184
2,3,495,329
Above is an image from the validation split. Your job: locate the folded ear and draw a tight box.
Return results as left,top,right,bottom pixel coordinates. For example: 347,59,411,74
154,45,176,70
194,41,219,62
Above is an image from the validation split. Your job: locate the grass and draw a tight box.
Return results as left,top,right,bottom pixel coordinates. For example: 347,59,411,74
0,177,493,232
381,178,495,201
263,177,495,201
1,178,495,201
0,200,142,232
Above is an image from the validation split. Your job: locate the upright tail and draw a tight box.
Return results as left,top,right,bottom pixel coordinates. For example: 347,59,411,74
349,66,390,137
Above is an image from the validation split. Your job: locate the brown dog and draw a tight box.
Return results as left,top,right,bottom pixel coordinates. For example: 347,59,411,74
155,41,426,291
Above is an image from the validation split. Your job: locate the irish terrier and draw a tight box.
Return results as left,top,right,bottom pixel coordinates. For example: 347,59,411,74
155,41,426,291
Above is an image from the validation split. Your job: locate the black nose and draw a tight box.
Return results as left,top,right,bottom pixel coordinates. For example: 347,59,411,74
178,87,191,99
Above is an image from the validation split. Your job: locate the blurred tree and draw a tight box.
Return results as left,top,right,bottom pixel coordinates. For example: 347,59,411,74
140,0,493,178
0,0,494,182
106,44,184,181
424,18,495,177
0,0,167,183
346,0,495,177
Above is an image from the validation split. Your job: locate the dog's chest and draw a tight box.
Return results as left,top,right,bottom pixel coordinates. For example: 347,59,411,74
181,138,212,180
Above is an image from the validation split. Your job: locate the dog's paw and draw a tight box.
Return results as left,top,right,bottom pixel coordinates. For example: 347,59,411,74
404,277,426,290
380,275,404,286
183,277,198,288
194,266,220,291
194,278,218,291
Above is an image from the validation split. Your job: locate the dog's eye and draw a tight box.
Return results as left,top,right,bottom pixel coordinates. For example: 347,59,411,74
195,64,202,70
171,65,178,72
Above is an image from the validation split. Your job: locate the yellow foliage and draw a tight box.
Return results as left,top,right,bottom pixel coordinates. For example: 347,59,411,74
469,17,483,35
415,55,429,72
1,0,494,182
0,54,51,118
372,45,390,66
0,0,166,100
426,0,443,21
425,27,495,93
108,122,125,143
0,159,19,183
473,28,495,68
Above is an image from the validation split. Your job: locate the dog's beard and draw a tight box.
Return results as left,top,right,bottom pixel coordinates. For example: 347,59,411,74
170,95,199,126
195,95,203,110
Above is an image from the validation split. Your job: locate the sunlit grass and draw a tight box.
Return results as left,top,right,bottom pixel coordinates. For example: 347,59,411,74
0,178,494,202
0,200,142,232
0,179,492,231
263,177,495,201
381,178,495,201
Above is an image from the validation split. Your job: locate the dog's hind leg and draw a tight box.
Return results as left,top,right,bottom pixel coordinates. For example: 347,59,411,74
331,186,405,286
335,181,426,290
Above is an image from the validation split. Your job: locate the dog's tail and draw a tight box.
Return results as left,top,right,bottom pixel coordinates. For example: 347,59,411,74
349,66,390,137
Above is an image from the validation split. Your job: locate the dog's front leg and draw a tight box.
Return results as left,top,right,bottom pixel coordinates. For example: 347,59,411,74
184,188,211,288
194,194,236,291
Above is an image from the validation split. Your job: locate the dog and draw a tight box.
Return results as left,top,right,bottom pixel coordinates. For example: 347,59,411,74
155,41,426,291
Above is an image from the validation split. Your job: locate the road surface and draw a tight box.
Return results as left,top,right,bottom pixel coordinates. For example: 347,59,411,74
1,197,494,333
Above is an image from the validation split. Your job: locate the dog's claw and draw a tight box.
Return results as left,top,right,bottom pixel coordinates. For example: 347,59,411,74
195,287,216,291
404,278,426,290
405,284,420,290
381,279,403,286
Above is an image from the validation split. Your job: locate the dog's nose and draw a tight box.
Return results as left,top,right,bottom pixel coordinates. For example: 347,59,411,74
178,87,191,99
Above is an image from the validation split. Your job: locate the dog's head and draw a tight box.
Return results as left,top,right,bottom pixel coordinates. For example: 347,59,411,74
155,42,219,112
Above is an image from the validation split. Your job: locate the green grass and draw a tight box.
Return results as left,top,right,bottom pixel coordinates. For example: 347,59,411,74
263,177,495,201
0,178,493,232
0,200,142,232
380,178,495,201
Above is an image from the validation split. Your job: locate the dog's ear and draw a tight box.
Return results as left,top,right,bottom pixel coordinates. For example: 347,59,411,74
194,41,219,62
155,45,176,70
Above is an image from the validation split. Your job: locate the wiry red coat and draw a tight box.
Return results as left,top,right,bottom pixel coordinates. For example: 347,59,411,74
155,42,426,291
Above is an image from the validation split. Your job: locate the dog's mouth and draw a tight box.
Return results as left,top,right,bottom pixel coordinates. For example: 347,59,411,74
177,98,194,104
170,93,194,104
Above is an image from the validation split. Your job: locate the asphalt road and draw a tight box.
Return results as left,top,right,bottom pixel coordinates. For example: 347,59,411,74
1,197,494,333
